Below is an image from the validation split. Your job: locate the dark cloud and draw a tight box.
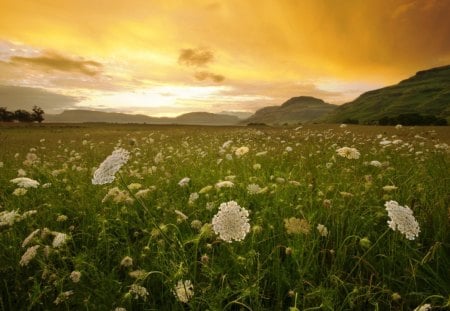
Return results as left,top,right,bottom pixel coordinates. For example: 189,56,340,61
178,48,214,67
0,85,81,114
10,51,102,76
194,71,225,83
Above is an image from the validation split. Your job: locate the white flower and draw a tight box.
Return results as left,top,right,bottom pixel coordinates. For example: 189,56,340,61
70,270,81,283
414,304,431,311
340,124,347,128
0,210,22,227
212,201,250,242
215,181,234,189
336,147,360,159
12,188,27,196
235,146,249,157
188,192,199,204
385,200,420,240
129,284,149,301
120,256,133,267
395,124,403,129
383,185,398,192
52,232,68,248
92,148,130,185
247,184,262,195
173,280,194,303
22,229,41,248
20,245,40,266
222,140,233,149
178,177,190,187
369,160,382,167
10,177,39,188
316,224,328,237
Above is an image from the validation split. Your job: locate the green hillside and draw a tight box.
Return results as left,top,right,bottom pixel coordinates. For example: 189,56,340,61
244,96,336,125
324,65,450,124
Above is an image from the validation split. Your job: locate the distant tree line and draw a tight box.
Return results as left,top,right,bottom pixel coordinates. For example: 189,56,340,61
342,113,448,126
0,106,44,123
378,113,447,126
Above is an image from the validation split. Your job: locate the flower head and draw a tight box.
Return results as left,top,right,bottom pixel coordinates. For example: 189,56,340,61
284,217,311,235
173,280,194,303
212,201,250,242
92,148,130,185
20,245,40,266
10,177,39,188
385,200,420,240
336,147,360,159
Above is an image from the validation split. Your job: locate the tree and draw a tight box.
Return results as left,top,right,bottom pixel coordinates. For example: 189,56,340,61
14,109,33,122
0,107,15,122
32,106,45,123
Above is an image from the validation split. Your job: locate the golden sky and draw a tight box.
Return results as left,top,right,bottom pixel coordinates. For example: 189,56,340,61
1,0,449,116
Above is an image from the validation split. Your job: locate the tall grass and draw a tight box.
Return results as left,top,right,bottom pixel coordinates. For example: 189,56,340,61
0,124,449,310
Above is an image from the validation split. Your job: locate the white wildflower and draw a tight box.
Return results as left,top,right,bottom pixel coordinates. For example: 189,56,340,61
20,245,40,266
0,210,22,227
127,183,142,190
178,177,190,187
369,160,382,167
316,224,328,237
54,290,74,305
212,201,250,242
414,304,431,311
215,181,234,189
336,147,360,159
247,184,262,195
92,148,130,185
52,232,68,248
173,280,194,303
10,177,39,188
129,284,149,301
385,200,420,240
235,146,249,157
22,229,41,248
70,270,81,283
120,256,133,267
188,192,199,205
13,188,28,196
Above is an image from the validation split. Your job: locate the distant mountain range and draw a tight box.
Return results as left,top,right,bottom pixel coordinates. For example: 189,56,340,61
323,65,450,123
43,64,450,125
45,110,241,125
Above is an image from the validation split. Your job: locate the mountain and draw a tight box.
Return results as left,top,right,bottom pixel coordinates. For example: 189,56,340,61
243,96,336,125
324,65,450,124
45,110,170,124
44,109,241,125
174,112,240,125
219,111,253,119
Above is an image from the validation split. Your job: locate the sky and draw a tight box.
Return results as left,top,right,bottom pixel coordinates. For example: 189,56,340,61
1,0,449,117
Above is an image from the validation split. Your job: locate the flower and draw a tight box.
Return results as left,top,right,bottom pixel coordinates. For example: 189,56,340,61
10,177,39,188
413,304,431,311
20,245,40,266
70,270,81,283
12,188,27,196
178,177,190,187
54,290,74,305
173,280,194,303
129,284,149,300
383,185,398,192
120,256,133,267
284,217,311,235
247,183,262,195
336,147,360,159
369,160,382,167
316,224,328,237
215,181,234,189
385,200,420,240
235,146,249,157
22,229,40,248
52,232,68,248
0,210,22,227
92,148,130,185
212,201,250,242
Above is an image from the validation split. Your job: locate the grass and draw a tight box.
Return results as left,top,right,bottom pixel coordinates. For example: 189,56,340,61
0,123,449,310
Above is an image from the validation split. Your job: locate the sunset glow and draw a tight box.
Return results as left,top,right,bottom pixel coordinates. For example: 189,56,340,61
1,0,449,116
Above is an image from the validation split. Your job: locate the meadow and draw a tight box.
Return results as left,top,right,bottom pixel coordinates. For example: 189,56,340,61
0,123,449,310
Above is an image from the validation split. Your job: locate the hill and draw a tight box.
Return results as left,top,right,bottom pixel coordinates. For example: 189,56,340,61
243,96,336,125
44,110,241,125
324,65,450,124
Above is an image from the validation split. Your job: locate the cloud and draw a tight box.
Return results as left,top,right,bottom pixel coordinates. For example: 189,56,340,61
178,48,214,67
194,71,225,82
10,51,102,76
0,85,81,114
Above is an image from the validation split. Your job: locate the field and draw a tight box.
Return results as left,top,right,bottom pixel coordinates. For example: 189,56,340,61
0,123,449,310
